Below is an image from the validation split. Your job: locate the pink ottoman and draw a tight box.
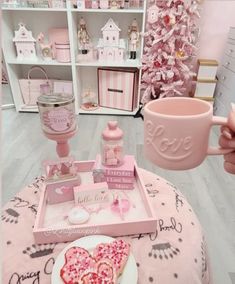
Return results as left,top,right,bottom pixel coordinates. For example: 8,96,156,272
1,169,211,283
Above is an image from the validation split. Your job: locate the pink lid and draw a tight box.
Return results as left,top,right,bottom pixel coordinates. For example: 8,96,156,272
102,121,123,141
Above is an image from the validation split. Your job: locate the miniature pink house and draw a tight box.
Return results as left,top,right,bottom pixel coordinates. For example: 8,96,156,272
13,23,37,60
97,18,125,62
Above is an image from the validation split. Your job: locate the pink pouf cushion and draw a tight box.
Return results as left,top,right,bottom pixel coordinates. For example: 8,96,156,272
2,169,211,283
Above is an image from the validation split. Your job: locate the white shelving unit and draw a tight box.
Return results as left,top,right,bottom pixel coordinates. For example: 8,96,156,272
2,1,147,115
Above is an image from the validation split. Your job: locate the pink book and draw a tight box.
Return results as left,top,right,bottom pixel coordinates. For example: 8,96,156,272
93,155,135,178
108,183,134,190
106,176,134,184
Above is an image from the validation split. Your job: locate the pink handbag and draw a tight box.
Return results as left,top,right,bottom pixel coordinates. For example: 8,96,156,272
19,66,53,106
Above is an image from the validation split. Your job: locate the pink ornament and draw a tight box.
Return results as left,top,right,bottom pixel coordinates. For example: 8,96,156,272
147,5,159,24
166,70,174,79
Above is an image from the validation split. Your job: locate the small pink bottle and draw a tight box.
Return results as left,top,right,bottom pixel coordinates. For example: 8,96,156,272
101,121,124,167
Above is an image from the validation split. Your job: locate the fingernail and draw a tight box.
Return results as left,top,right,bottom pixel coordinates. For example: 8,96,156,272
223,130,232,140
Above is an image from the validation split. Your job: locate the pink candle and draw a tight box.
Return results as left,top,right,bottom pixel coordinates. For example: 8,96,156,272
37,94,76,136
37,94,77,158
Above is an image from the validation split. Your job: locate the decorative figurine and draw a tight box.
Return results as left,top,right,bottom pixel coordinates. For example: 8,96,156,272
100,0,109,9
124,0,129,8
37,32,53,60
13,23,37,60
27,0,49,8
128,18,140,60
97,18,125,62
81,89,99,111
110,0,119,9
2,0,21,8
48,0,66,8
77,17,90,54
119,0,125,9
76,0,85,9
91,0,99,8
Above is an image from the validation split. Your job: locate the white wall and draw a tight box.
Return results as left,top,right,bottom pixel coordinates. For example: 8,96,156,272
198,0,235,63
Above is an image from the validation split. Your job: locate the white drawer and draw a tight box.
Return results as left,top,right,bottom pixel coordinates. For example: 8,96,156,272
224,42,235,59
194,80,217,98
217,66,235,90
221,54,235,73
228,27,235,40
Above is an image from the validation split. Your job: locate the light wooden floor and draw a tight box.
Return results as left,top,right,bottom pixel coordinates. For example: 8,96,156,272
2,108,235,284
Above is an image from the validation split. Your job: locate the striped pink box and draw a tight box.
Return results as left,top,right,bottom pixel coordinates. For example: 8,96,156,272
98,68,139,112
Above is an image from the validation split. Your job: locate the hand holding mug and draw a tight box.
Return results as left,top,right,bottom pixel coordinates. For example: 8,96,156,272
219,105,235,174
144,98,233,170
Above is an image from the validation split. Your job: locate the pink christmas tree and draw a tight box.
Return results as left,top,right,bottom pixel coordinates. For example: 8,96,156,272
141,0,201,104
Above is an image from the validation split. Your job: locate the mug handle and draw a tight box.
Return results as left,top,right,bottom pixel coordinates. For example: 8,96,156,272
207,116,233,155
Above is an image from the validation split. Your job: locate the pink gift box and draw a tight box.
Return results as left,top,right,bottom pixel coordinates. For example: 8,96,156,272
55,42,71,63
98,68,139,112
48,28,69,59
33,160,157,244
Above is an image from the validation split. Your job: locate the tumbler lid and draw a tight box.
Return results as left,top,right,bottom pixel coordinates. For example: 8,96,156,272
37,94,74,107
102,121,123,141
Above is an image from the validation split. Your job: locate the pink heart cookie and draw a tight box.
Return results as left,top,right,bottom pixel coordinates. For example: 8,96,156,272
60,247,96,284
60,240,130,284
80,259,117,284
93,240,130,276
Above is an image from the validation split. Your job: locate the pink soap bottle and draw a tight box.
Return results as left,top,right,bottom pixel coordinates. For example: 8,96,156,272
101,121,124,167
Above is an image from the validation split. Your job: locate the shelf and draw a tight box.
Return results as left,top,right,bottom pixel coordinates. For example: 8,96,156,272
76,59,142,68
79,106,138,115
70,8,144,13
7,58,72,66
2,1,146,115
19,105,38,112
18,105,139,115
1,7,67,12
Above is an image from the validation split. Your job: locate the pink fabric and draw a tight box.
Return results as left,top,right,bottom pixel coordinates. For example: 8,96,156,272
2,170,211,284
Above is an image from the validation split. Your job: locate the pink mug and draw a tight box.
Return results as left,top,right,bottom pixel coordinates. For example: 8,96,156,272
144,97,232,170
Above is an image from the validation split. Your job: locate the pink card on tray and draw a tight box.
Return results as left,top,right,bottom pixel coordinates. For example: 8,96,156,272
74,182,110,206
46,176,80,204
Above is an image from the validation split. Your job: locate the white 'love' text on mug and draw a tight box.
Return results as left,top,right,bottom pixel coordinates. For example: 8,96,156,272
144,97,232,170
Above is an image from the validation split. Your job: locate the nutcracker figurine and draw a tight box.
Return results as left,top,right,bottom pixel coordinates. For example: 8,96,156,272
77,17,90,54
128,19,140,60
